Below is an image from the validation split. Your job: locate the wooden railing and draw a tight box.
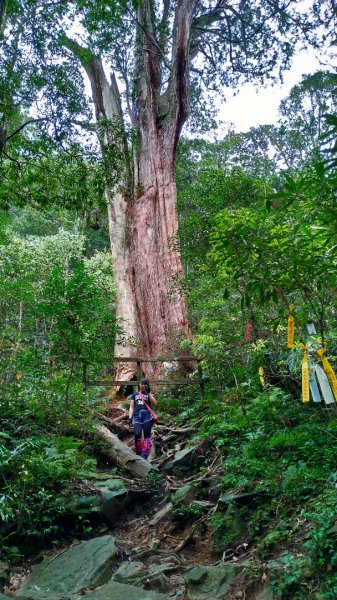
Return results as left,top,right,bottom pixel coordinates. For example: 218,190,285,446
83,355,205,398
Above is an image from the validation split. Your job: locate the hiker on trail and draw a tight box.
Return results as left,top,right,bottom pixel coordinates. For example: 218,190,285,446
128,377,157,459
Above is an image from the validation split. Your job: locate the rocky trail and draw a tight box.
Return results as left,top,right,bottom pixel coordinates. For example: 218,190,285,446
0,401,273,600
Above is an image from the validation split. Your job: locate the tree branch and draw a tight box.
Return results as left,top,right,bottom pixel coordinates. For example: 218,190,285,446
190,0,295,60
190,0,229,58
163,0,197,144
126,0,170,66
5,118,47,142
134,0,162,95
3,150,21,168
115,51,134,125
61,35,122,122
158,0,171,61
71,119,97,132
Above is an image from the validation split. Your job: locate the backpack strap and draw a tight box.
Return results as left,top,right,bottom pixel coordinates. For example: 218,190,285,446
139,391,150,408
139,391,158,422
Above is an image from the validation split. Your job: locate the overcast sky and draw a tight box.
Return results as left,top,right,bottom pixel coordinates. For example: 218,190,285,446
219,47,330,132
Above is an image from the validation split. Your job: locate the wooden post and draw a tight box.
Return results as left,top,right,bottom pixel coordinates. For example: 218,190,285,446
137,359,142,385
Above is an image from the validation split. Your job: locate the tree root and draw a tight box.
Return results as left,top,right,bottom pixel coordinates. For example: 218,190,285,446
174,514,208,553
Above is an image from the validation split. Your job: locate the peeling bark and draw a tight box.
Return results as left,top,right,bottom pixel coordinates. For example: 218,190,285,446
131,141,189,359
127,0,196,365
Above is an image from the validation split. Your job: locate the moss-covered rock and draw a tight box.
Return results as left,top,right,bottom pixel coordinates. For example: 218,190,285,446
17,535,118,597
112,561,178,592
185,564,237,599
255,585,276,600
56,478,127,525
172,484,195,506
84,579,172,600
14,593,75,600
212,505,247,554
163,447,197,473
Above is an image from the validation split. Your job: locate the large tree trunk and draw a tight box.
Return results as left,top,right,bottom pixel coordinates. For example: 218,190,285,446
101,134,189,382
130,141,189,357
117,0,195,370
107,189,139,380
65,0,195,378
109,136,190,379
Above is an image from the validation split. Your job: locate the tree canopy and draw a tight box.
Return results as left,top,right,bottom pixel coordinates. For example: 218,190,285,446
1,0,335,163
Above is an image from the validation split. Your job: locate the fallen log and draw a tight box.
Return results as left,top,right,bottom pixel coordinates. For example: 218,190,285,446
97,414,119,428
93,424,155,479
98,414,131,435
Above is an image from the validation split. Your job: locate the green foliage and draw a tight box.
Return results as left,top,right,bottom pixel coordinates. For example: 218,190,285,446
0,144,105,211
265,491,337,598
0,209,116,367
197,386,337,495
209,156,337,334
174,382,337,597
177,113,337,393
0,8,336,590
0,207,116,555
177,142,270,265
174,99,337,597
0,431,96,558
172,502,205,523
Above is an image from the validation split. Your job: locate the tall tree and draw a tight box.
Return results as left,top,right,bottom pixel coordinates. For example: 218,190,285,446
1,0,335,376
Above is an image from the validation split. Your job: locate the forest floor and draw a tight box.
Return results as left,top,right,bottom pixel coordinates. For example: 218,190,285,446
93,397,265,599
3,396,268,600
